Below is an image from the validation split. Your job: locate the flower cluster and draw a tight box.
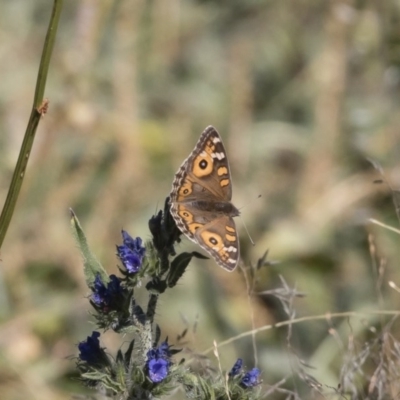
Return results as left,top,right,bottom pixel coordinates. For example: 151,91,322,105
145,341,172,383
86,230,146,329
72,209,264,399
78,331,109,367
117,230,146,274
229,358,243,377
229,358,261,388
91,274,125,312
241,368,261,388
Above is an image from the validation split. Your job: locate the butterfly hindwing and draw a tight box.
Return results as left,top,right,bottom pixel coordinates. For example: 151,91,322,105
169,126,240,271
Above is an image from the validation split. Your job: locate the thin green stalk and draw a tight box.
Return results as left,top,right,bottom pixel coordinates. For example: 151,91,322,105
0,0,63,248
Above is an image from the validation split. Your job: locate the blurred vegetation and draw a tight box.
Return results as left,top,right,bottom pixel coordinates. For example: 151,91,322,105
1,0,400,399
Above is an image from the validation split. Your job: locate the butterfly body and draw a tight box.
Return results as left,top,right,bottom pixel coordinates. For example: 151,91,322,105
170,126,240,271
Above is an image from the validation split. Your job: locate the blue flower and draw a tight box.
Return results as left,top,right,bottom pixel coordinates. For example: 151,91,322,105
147,357,169,383
78,331,108,366
117,231,146,274
157,341,171,358
241,368,260,387
145,340,172,383
91,274,124,311
229,358,243,377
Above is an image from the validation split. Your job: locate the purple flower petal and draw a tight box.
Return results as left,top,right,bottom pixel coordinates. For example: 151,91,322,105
145,340,172,383
241,368,260,387
78,331,107,365
229,358,243,377
147,358,169,383
117,231,146,274
90,274,124,311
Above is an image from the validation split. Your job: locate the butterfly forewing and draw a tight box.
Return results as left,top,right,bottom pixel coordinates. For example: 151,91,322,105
169,126,240,271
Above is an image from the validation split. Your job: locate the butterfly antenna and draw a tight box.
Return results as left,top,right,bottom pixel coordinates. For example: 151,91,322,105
238,194,261,246
239,194,262,212
240,215,255,246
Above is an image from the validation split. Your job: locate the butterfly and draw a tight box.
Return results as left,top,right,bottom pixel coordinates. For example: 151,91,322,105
169,126,240,271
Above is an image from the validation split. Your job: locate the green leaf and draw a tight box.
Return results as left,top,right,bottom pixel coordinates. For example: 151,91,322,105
114,363,127,387
116,349,123,365
146,278,167,294
102,374,125,393
167,252,208,288
154,324,161,346
70,209,108,286
81,371,108,381
124,338,135,368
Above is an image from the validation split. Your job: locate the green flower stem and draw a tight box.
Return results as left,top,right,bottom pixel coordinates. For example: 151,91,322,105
132,316,152,365
131,294,159,365
0,0,63,248
146,294,158,324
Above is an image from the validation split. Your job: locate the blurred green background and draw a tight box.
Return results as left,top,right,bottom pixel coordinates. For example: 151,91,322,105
1,0,400,399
